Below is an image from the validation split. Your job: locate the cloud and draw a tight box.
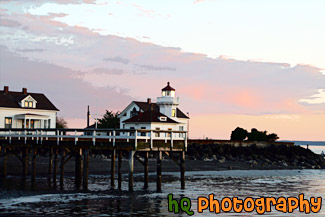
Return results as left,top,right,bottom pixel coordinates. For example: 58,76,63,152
92,68,124,75
299,89,325,104
1,5,325,119
103,56,130,65
0,18,21,27
16,48,45,52
193,0,215,4
0,46,134,121
135,64,176,71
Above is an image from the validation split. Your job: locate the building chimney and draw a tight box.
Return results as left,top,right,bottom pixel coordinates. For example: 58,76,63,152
147,98,151,104
22,88,27,95
4,86,9,93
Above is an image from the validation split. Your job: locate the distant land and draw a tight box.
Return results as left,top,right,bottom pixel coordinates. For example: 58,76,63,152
280,141,325,155
281,141,325,146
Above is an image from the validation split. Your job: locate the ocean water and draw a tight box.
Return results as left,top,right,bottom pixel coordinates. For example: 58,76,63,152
0,169,324,216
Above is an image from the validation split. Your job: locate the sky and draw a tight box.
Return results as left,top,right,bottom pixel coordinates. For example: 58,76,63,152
0,0,324,141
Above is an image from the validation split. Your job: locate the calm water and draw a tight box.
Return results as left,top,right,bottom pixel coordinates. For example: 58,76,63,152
0,169,324,216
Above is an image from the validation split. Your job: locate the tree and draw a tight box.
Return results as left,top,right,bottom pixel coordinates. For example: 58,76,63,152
230,127,248,141
247,128,279,142
56,117,67,128
97,110,120,128
267,133,279,142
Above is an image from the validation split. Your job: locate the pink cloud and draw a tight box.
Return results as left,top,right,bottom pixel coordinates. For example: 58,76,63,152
1,8,324,120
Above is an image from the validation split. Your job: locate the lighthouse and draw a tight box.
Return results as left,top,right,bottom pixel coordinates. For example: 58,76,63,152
157,82,179,119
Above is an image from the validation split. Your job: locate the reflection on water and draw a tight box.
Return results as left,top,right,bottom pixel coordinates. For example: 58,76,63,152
0,170,325,216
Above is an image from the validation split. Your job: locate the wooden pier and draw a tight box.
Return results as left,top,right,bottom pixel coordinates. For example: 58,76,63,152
0,128,187,192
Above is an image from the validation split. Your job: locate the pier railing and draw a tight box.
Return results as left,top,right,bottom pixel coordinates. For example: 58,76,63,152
0,128,187,151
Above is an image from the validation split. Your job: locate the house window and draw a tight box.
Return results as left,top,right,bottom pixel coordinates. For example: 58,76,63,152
44,120,47,128
5,117,12,129
130,127,135,136
48,119,51,128
155,127,160,137
130,108,138,117
167,128,172,137
179,126,184,137
140,127,146,136
159,116,167,121
24,101,33,108
31,120,35,129
172,109,176,117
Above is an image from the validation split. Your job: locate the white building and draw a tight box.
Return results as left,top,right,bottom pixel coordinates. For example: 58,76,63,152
0,86,58,129
118,82,189,137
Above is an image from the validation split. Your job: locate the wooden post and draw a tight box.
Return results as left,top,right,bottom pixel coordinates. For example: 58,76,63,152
2,146,7,178
60,149,65,189
48,147,53,175
180,151,185,189
53,148,58,188
118,150,122,191
22,148,28,184
157,151,162,192
75,148,82,189
128,150,135,192
144,152,149,189
111,149,116,188
31,147,37,185
83,149,89,190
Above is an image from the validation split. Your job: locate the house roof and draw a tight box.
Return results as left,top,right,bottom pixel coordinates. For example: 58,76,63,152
133,101,160,112
123,111,178,124
133,101,189,119
162,82,175,91
84,123,96,129
176,108,189,119
0,89,59,111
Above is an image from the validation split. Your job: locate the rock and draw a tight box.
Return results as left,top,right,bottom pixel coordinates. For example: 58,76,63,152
218,156,226,163
282,162,288,167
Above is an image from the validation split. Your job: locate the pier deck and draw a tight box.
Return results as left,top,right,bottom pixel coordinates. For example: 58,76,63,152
0,128,187,191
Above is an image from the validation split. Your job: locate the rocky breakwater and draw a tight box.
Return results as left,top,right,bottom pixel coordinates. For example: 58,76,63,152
186,143,325,170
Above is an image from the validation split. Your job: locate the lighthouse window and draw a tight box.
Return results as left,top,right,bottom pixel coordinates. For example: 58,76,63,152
166,91,170,96
172,109,176,117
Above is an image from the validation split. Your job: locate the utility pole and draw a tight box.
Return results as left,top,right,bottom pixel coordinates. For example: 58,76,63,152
187,112,190,139
87,105,90,127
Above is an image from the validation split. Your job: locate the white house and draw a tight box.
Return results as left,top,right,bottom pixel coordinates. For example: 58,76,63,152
118,82,189,137
0,86,58,129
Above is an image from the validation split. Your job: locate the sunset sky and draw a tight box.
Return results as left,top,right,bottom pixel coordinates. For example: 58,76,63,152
0,0,324,141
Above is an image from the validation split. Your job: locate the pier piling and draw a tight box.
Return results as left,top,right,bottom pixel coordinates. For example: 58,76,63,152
111,149,116,188
83,149,89,190
144,152,149,189
22,148,28,184
60,149,65,189
118,150,122,191
75,148,82,189
157,151,162,192
48,147,53,175
129,150,135,192
53,148,58,188
31,147,37,185
2,146,7,178
180,151,185,189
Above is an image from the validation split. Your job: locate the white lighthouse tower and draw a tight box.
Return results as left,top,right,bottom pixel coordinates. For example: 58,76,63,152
157,82,179,119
